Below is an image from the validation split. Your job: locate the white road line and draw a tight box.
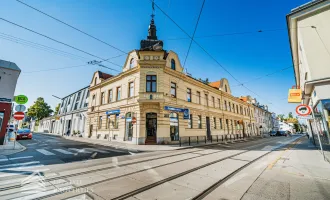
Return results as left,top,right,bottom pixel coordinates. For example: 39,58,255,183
0,158,9,162
53,149,74,155
0,164,45,172
0,161,40,168
36,149,55,155
86,148,109,153
0,168,49,178
27,143,38,146
68,148,92,154
9,156,34,161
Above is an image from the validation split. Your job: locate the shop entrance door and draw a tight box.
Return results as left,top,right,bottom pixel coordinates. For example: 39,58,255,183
125,113,133,141
146,113,157,144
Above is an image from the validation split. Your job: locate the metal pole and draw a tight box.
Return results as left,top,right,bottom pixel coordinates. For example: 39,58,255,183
310,99,325,160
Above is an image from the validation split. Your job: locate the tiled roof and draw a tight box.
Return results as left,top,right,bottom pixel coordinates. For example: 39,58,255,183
209,81,221,88
0,59,21,71
98,71,113,80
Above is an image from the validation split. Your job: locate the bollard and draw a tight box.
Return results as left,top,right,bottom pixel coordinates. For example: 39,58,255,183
179,138,181,147
217,135,219,142
189,137,191,146
197,136,199,144
205,136,207,144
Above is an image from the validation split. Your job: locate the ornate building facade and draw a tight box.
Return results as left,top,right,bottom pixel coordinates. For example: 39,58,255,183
86,17,259,145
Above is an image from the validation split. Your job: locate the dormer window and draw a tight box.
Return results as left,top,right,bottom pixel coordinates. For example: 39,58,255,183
225,85,228,92
171,59,176,70
130,58,136,69
94,77,98,85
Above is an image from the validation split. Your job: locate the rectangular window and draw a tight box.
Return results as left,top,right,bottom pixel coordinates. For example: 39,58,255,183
224,100,227,110
74,102,79,110
146,75,157,92
98,116,102,129
129,82,134,97
114,114,119,129
212,96,215,107
218,99,221,109
205,94,208,106
198,115,202,129
76,91,81,101
187,88,191,102
116,87,121,101
106,115,110,129
197,91,201,104
171,82,176,98
228,102,231,111
220,118,223,129
84,91,89,107
236,105,239,114
101,92,105,105
108,89,113,103
213,117,216,129
188,114,193,128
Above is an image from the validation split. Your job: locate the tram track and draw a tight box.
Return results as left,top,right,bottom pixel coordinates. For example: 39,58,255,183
32,136,288,200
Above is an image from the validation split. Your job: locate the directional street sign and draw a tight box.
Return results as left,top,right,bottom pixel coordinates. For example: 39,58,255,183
296,104,311,116
13,112,25,120
14,95,28,105
15,105,26,112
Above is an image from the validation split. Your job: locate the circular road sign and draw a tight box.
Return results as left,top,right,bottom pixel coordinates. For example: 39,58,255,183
14,95,28,105
15,105,26,112
13,111,25,120
296,104,311,116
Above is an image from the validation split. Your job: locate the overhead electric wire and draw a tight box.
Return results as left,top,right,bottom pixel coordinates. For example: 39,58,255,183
312,26,330,58
0,17,121,71
182,0,205,68
16,0,128,55
231,66,292,87
152,1,277,107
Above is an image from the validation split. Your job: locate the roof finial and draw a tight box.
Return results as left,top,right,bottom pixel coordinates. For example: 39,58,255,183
151,0,155,19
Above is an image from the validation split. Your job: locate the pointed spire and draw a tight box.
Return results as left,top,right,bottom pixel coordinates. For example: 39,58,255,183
148,0,157,40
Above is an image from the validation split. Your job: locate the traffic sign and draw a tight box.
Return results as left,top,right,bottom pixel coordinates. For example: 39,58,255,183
132,117,137,124
15,105,26,112
296,104,311,116
14,95,28,105
13,112,25,120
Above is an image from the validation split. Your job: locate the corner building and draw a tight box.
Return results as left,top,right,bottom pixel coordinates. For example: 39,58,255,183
86,18,257,144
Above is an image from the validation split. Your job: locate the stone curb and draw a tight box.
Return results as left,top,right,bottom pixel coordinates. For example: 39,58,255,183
0,141,26,156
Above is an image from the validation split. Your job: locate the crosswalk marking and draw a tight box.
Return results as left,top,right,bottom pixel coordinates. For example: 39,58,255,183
9,156,34,161
0,161,40,168
53,149,74,155
0,158,8,162
86,148,109,153
36,149,55,155
69,148,92,154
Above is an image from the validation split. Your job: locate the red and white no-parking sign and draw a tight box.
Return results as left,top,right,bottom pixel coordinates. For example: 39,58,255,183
296,104,311,116
13,111,25,120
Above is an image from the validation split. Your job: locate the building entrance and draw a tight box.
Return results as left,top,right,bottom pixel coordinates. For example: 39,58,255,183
146,113,157,144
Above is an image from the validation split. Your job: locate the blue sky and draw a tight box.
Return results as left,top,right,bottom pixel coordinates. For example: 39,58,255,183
0,0,309,116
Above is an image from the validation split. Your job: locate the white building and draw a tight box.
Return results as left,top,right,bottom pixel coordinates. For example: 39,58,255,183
38,86,89,137
279,121,294,132
287,0,330,161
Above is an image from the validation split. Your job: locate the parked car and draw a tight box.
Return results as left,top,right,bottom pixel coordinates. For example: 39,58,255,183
270,131,277,136
279,131,287,136
16,129,32,140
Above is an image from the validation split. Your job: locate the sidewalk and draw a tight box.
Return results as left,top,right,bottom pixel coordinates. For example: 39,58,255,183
35,132,263,152
241,137,330,200
0,140,26,156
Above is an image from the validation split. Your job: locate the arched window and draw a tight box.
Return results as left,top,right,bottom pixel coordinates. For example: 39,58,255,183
171,59,176,70
225,85,228,92
94,77,97,85
129,58,135,69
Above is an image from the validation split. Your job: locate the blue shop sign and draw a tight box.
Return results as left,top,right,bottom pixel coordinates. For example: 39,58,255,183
164,106,190,120
106,109,120,115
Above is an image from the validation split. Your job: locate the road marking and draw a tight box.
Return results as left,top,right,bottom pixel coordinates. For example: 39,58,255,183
53,149,74,155
86,148,109,153
0,161,40,168
0,168,49,178
217,144,231,148
9,156,34,161
27,143,38,146
69,148,92,154
36,149,55,155
0,158,9,162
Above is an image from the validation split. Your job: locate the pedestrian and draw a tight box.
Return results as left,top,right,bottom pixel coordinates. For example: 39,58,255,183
306,133,310,139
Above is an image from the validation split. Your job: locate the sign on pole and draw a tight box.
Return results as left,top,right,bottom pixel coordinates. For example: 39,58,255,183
15,105,26,112
288,87,302,103
13,112,25,120
14,95,28,105
296,104,311,116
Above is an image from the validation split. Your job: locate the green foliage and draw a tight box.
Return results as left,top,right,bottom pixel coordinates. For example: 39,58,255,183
277,114,285,121
55,103,60,115
288,112,293,118
27,97,54,121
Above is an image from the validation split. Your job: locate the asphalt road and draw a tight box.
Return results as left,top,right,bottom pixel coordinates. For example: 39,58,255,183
0,133,131,168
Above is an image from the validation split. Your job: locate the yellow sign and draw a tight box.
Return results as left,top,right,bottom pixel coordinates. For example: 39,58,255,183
288,89,302,103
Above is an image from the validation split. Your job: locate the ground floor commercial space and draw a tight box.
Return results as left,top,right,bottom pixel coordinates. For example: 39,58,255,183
86,102,259,145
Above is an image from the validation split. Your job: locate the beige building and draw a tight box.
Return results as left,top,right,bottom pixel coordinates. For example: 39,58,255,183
86,17,258,145
287,0,330,161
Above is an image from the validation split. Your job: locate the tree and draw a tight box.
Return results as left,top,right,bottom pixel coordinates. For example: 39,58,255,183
288,112,293,118
205,78,209,84
27,97,53,121
55,103,60,115
277,114,285,121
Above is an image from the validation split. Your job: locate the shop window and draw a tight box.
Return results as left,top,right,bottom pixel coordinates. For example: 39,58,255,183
188,114,193,128
106,115,110,129
146,75,157,92
170,113,179,141
198,115,202,129
213,117,216,129
114,114,119,129
220,118,223,129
